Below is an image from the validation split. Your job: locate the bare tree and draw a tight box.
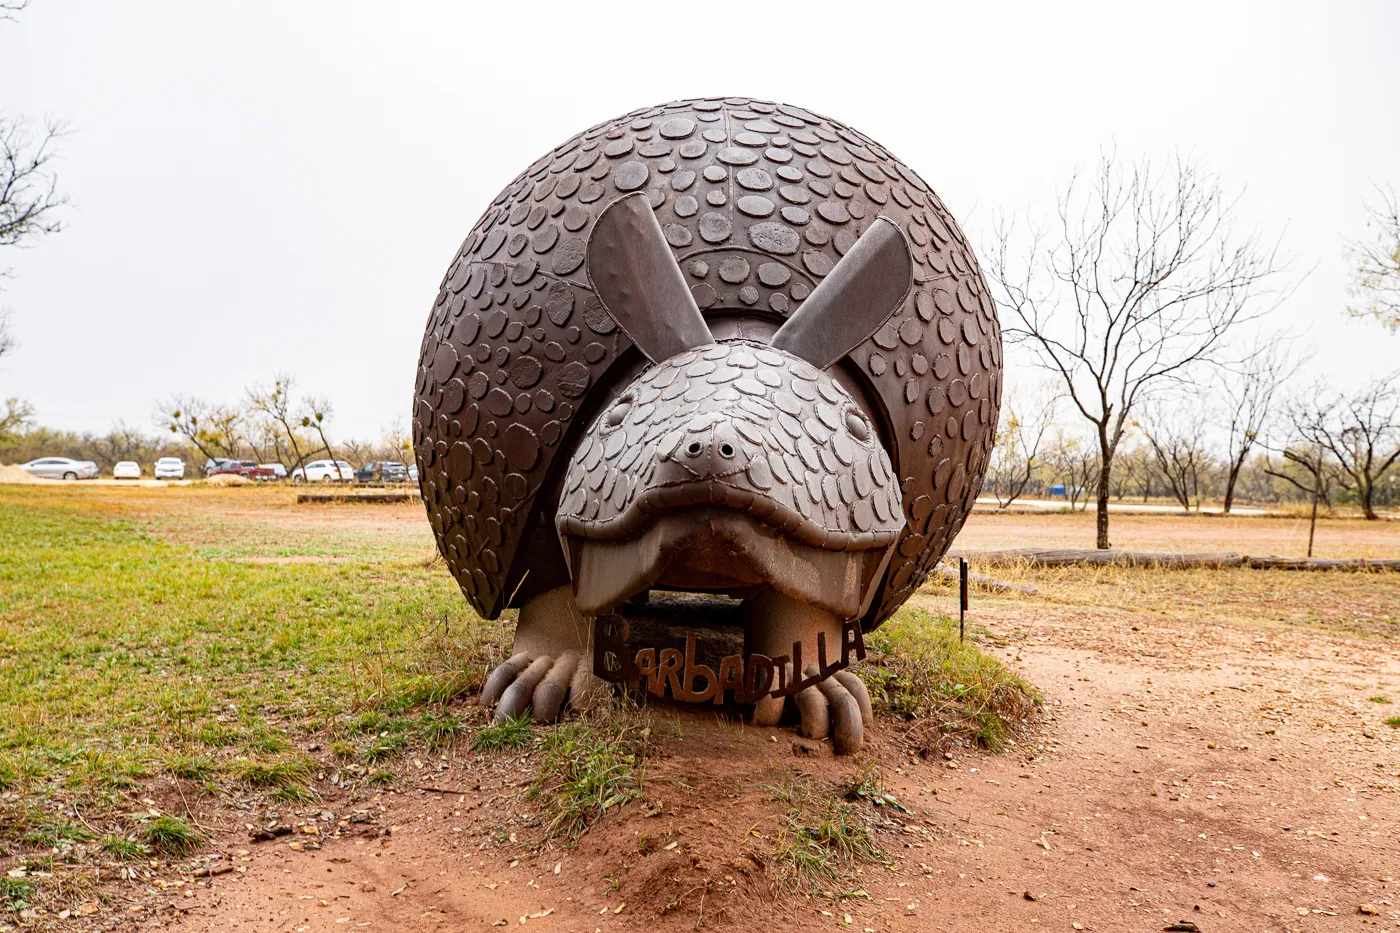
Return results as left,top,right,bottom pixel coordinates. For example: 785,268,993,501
988,151,1292,547
1141,403,1214,512
0,2,29,22
0,308,12,361
1346,184,1400,331
245,375,340,471
1110,444,1152,501
155,395,244,462
1,115,68,265
1046,428,1098,511
247,375,315,471
1285,376,1400,520
1213,336,1299,513
88,421,162,471
301,396,339,468
0,395,32,443
1263,440,1332,557
986,388,1055,508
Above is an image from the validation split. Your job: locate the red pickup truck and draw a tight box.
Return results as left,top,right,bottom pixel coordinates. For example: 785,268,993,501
209,460,277,480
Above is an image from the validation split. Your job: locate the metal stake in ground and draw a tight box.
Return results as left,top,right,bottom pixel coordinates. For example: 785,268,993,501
959,557,969,642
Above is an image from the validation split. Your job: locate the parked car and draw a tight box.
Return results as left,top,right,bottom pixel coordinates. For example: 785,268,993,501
260,463,288,479
208,460,276,480
355,461,409,483
291,459,355,483
203,458,237,477
408,464,418,484
153,457,186,480
19,457,99,481
112,461,141,479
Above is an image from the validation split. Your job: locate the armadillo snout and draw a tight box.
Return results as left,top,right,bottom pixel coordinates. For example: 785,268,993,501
656,417,749,484
556,340,906,551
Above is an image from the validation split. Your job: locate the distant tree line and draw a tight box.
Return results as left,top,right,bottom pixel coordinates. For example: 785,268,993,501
987,373,1400,517
0,373,412,473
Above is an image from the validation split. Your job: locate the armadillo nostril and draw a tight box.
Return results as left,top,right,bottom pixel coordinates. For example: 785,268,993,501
718,443,735,459
686,441,703,456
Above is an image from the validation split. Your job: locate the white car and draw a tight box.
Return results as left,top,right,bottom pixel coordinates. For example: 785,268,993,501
291,459,355,483
20,457,99,480
112,461,141,479
260,463,288,479
154,457,185,480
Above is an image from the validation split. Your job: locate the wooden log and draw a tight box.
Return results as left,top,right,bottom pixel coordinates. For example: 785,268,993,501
952,548,1244,569
948,548,1400,573
296,492,419,505
1244,555,1400,572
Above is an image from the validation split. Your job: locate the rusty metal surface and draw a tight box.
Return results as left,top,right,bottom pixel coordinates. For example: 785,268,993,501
770,217,914,371
586,193,713,363
414,97,1002,627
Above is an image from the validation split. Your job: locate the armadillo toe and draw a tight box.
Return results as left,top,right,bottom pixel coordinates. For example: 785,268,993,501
531,652,579,722
494,656,554,722
814,669,864,755
481,652,531,709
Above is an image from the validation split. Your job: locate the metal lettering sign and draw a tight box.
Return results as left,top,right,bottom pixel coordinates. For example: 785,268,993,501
592,615,866,704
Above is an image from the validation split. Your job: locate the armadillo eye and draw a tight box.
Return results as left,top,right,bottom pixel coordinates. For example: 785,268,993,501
845,411,870,442
606,397,632,427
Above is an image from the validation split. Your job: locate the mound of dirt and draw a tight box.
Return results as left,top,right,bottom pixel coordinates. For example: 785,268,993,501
0,463,53,484
207,473,251,487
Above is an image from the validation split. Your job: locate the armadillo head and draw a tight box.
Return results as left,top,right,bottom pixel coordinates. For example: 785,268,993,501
556,194,915,620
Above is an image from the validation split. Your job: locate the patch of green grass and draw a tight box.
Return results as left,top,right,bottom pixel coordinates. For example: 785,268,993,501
768,779,886,893
0,486,509,839
143,816,202,856
21,817,93,849
840,762,914,814
0,876,35,910
0,751,47,791
366,769,396,786
415,710,468,749
1370,695,1392,703
363,733,409,764
526,708,649,842
469,715,534,752
99,834,148,861
165,752,217,782
858,607,1038,754
233,755,315,791
1385,716,1400,728
329,741,357,760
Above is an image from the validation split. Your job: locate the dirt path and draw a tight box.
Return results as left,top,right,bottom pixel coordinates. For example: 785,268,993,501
157,600,1399,933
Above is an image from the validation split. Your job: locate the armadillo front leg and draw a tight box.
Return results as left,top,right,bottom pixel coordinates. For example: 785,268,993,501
742,589,873,754
480,585,603,722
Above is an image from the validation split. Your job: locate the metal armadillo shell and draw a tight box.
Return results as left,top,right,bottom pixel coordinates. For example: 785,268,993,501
413,96,1002,626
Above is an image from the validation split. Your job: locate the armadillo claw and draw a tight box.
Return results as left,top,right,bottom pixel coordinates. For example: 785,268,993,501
483,652,588,724
804,665,868,755
750,666,871,754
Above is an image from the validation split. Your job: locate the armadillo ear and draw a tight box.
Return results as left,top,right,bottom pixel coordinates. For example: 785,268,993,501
586,193,713,364
770,217,913,370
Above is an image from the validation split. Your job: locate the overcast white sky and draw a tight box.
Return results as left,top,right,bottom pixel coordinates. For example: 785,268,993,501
2,1,1397,439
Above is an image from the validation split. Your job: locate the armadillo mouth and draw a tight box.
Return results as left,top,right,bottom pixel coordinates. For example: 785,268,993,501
559,506,898,618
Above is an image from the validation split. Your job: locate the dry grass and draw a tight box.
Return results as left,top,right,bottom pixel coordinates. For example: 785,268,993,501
927,558,1400,640
858,608,1039,754
954,508,1400,559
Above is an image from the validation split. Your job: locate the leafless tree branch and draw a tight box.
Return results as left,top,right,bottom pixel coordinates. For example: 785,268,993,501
986,150,1294,546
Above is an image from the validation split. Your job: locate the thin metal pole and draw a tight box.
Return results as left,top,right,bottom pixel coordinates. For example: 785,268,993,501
959,557,968,642
1307,454,1320,558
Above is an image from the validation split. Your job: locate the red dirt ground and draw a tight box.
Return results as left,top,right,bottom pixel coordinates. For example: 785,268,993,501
152,590,1399,933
